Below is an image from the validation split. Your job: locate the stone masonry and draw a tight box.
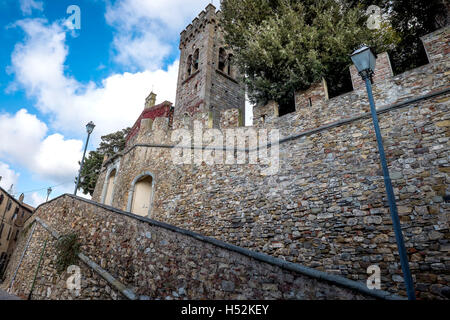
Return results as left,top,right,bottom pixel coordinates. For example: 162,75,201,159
1,195,398,300
91,26,450,299
174,4,245,128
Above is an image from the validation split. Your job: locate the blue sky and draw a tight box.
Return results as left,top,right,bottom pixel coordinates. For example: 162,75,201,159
0,0,218,206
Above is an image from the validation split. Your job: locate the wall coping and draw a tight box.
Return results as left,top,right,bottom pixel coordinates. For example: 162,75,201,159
34,194,405,300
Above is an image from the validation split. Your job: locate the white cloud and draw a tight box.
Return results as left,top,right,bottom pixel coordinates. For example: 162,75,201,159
112,31,171,71
33,134,82,182
0,108,47,162
29,191,45,207
10,18,179,142
0,162,20,190
0,109,83,183
105,0,211,70
19,0,43,15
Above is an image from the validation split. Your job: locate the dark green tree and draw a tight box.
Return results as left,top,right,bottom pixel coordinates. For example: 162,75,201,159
221,0,396,113
78,127,130,196
346,0,448,74
78,151,103,196
387,0,448,74
97,128,131,157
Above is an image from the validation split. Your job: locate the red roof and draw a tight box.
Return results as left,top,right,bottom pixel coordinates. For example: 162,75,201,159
126,101,173,144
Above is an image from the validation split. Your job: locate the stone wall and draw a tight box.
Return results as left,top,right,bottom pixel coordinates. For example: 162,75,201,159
91,27,449,299
1,195,397,300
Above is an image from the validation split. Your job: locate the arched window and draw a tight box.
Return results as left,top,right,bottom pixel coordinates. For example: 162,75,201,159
104,169,116,206
218,48,227,72
127,172,155,217
186,54,193,77
193,49,199,71
227,53,233,76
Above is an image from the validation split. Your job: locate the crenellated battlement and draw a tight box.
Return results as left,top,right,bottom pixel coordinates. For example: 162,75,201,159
179,3,218,49
254,26,450,132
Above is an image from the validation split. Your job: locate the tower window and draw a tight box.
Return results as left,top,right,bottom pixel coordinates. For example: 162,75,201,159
193,49,199,71
227,54,233,76
218,48,227,72
186,55,193,77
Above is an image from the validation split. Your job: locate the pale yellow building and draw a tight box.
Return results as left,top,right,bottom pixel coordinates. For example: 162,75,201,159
0,186,34,278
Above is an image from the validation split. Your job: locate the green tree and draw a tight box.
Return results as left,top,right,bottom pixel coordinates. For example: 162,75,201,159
77,127,130,196
386,0,448,74
346,0,448,74
221,0,396,113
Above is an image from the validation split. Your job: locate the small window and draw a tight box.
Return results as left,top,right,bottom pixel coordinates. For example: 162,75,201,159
6,200,11,211
0,194,3,205
0,223,4,238
193,49,199,71
14,230,19,242
11,208,19,221
218,48,227,72
6,228,11,241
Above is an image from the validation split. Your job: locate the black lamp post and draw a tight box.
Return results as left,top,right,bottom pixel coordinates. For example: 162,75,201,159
351,45,416,300
74,121,95,196
46,187,52,202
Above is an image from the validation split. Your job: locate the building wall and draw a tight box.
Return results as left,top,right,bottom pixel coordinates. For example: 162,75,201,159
92,27,450,299
1,195,396,300
0,188,33,277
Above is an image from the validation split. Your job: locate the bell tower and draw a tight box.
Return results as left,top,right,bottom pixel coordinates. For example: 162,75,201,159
174,3,245,126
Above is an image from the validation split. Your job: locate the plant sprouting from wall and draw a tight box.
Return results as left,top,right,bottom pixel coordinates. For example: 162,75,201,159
55,233,81,274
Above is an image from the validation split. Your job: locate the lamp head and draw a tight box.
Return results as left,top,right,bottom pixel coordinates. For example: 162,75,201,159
351,45,376,79
86,121,95,134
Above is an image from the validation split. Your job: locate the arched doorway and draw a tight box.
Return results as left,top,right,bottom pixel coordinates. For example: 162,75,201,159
127,173,155,217
104,169,116,205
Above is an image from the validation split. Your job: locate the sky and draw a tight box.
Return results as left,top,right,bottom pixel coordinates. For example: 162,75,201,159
0,0,249,207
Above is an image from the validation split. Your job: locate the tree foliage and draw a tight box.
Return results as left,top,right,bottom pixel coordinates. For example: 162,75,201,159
55,233,81,274
221,0,396,112
221,0,447,113
346,0,448,74
77,127,130,196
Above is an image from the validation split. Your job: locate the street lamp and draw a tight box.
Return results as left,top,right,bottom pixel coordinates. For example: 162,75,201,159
351,45,416,300
46,187,52,202
74,121,95,196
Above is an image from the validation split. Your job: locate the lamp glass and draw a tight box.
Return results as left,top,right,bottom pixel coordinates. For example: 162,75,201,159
351,46,376,73
86,121,95,134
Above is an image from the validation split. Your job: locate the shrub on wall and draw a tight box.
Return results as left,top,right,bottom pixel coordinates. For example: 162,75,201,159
55,233,81,274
